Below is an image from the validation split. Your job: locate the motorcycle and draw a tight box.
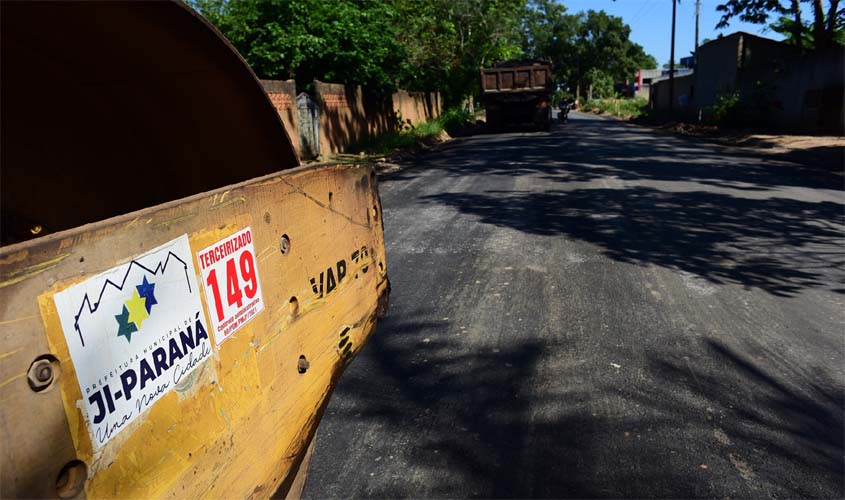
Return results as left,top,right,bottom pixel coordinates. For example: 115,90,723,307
558,98,574,123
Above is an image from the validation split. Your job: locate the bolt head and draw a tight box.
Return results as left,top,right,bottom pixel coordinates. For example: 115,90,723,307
27,359,55,390
297,356,310,374
37,365,52,382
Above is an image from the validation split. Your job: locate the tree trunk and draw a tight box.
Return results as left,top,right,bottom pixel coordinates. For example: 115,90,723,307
812,0,828,48
587,83,592,101
827,0,841,33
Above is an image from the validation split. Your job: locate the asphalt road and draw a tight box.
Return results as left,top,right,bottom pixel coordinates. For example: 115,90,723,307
304,112,845,499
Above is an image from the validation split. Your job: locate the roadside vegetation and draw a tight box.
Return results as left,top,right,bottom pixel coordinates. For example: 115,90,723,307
582,98,649,119
351,107,475,156
189,0,843,142
189,0,656,109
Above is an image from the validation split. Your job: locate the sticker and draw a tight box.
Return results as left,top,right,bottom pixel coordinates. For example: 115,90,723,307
196,227,264,346
53,235,212,449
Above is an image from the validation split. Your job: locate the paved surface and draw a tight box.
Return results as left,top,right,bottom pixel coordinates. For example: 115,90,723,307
304,112,845,499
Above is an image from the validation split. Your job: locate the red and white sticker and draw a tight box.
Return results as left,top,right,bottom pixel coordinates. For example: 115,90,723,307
197,227,264,346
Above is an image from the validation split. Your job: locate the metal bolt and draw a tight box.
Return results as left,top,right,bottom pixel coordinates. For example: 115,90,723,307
37,364,52,382
27,358,55,391
280,234,290,255
297,355,310,374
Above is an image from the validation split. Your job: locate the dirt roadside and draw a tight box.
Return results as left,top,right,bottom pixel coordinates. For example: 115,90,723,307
580,109,845,171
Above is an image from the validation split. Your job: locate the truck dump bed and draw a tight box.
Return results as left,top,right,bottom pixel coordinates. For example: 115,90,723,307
480,61,553,131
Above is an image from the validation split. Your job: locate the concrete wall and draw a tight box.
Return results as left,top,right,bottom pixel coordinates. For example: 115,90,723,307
650,74,695,113
681,32,843,133
315,81,443,156
260,79,300,157
263,80,443,158
752,48,844,134
693,35,742,109
314,80,367,156
392,91,442,129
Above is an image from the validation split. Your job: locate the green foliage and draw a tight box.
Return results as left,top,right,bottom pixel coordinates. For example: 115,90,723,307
392,0,526,106
190,0,406,92
708,82,776,128
585,69,616,99
354,106,473,156
438,107,475,134
191,0,658,109
716,0,844,49
354,120,445,156
583,98,648,119
710,92,742,126
522,3,657,98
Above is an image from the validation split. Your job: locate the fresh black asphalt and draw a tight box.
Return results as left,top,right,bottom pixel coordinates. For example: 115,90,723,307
304,112,845,499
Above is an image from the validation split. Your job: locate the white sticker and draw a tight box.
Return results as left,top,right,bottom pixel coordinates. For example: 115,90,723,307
53,235,212,449
196,227,265,346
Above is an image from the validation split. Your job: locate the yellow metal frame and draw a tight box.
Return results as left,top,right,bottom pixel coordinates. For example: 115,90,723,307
0,162,389,499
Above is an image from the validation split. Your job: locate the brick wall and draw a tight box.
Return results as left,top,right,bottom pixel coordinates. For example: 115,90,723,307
314,80,368,155
264,79,442,159
260,79,300,156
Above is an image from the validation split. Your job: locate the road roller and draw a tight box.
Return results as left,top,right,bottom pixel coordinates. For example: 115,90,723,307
0,1,389,498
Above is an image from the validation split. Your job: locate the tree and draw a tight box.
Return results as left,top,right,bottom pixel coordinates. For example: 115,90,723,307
522,5,656,99
716,0,844,49
190,0,407,92
191,0,657,107
391,0,526,107
584,68,615,99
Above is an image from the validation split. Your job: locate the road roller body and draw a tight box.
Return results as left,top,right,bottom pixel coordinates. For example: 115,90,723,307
0,2,389,498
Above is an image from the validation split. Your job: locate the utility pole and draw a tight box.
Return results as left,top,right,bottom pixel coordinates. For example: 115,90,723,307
695,0,701,65
669,0,677,115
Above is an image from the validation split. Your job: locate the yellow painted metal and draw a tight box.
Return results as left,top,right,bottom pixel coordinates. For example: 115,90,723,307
0,162,389,499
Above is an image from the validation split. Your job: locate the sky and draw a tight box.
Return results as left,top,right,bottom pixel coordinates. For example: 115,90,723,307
563,0,785,67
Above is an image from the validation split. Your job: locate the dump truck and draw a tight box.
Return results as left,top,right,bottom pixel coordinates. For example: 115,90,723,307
0,2,388,498
480,60,553,131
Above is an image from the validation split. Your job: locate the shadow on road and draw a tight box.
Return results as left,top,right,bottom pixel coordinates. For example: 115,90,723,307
643,338,845,498
320,310,605,498
307,115,844,499
318,311,845,498
387,115,845,297
386,116,844,190
422,187,844,297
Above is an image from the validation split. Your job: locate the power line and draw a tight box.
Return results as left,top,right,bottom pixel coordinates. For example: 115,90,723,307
629,0,655,25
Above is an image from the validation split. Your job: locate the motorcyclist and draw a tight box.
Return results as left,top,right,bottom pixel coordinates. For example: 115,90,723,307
558,98,573,123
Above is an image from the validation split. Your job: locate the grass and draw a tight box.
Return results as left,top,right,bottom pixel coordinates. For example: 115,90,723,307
353,107,473,156
582,98,649,119
353,120,444,156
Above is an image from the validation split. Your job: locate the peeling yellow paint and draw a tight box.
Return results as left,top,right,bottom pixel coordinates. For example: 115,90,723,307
256,245,276,262
211,196,246,210
0,348,22,360
0,253,71,288
0,315,38,326
0,372,26,390
153,213,197,228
